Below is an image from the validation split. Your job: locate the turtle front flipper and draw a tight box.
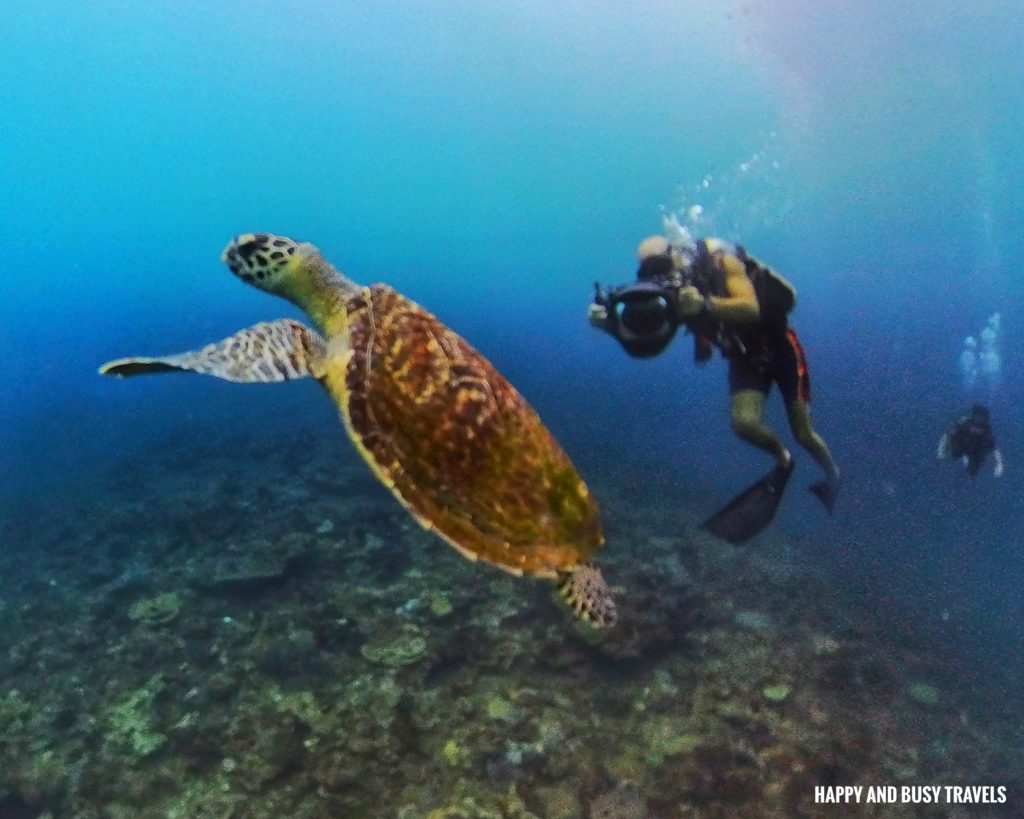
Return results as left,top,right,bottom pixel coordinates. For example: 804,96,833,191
558,565,617,628
99,319,327,383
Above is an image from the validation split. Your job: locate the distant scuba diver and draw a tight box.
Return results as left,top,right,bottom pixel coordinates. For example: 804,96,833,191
589,232,840,543
937,404,1004,478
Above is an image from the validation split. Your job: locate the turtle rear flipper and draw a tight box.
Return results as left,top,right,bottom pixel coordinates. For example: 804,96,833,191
558,565,617,628
100,320,327,383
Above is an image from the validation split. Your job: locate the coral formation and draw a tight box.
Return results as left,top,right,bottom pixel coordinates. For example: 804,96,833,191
360,624,429,667
128,591,182,625
908,681,940,706
105,675,167,758
763,684,792,703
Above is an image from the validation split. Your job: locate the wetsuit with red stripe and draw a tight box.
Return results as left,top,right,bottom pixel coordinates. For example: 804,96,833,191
725,326,811,404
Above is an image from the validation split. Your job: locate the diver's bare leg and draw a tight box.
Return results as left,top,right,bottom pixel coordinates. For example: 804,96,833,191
731,390,791,468
785,400,839,480
787,399,841,512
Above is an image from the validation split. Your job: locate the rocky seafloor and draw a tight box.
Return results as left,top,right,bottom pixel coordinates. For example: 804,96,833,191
1,433,1022,818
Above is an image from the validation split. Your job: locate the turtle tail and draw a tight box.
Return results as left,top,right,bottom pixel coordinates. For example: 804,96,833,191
558,564,617,628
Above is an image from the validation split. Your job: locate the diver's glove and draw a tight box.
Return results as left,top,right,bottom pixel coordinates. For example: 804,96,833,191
588,302,610,331
674,285,707,318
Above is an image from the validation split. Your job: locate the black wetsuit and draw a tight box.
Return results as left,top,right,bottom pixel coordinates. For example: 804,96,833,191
948,416,997,476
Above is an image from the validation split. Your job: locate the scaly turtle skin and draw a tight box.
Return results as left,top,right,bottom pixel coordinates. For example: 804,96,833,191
100,234,616,627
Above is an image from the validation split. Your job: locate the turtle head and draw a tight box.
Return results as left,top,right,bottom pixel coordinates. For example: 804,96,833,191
221,233,311,294
221,233,355,334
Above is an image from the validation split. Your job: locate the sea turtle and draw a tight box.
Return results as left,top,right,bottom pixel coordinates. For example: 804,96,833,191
100,234,616,626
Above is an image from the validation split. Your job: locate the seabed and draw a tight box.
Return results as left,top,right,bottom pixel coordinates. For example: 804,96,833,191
1,431,1021,818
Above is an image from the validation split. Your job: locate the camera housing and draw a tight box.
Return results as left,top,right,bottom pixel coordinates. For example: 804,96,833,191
593,280,681,358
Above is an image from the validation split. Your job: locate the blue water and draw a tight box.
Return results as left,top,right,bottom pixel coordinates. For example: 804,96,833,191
3,0,1024,804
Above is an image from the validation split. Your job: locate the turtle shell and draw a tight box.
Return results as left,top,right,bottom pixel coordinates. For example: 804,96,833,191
326,285,602,578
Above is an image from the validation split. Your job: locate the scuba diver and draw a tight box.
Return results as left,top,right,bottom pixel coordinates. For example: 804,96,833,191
937,404,1004,478
588,233,841,543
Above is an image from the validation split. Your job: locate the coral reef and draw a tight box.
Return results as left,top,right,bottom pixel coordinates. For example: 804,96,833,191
0,434,1021,817
106,675,168,758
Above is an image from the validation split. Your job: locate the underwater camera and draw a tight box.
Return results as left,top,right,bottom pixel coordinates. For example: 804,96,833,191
593,279,680,358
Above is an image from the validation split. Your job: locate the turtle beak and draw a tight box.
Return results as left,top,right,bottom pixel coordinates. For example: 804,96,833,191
222,234,268,277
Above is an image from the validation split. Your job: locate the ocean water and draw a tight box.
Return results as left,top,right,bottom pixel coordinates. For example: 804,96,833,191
2,1,1023,816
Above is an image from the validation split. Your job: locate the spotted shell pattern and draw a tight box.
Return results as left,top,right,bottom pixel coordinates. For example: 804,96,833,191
328,285,603,578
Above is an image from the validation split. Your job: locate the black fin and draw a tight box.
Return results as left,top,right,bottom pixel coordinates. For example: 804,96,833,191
702,460,795,544
809,479,840,515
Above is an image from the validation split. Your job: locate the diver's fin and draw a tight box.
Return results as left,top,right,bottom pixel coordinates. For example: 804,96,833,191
702,460,795,545
99,320,327,383
809,478,840,515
